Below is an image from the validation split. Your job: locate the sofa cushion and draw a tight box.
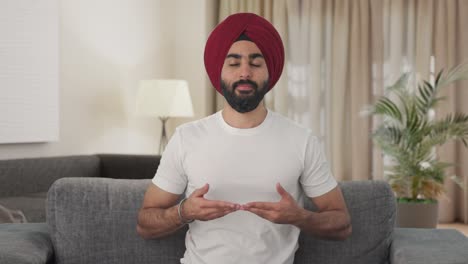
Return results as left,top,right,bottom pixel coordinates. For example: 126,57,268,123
0,192,47,223
294,180,395,264
0,223,54,264
47,178,186,264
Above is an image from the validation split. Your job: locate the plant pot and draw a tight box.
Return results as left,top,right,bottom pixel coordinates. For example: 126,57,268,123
396,201,439,228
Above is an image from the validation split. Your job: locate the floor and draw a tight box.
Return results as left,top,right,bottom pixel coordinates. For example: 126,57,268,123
437,222,468,236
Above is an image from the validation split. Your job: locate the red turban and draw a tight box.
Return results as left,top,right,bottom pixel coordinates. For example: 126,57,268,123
204,13,285,94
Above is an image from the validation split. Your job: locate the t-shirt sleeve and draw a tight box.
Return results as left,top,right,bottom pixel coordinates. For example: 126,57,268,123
300,134,337,198
152,128,187,195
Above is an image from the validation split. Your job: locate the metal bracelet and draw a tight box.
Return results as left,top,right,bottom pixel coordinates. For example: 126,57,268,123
177,198,194,224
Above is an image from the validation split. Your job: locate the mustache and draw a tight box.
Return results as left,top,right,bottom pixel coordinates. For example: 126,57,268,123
232,80,258,90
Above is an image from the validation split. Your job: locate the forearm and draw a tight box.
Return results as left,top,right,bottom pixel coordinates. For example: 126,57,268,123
137,205,185,239
294,208,352,240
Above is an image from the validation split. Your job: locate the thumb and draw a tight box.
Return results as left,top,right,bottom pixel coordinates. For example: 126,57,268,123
276,183,289,198
192,183,209,197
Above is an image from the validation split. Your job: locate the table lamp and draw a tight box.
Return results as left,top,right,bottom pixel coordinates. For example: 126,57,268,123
136,79,194,154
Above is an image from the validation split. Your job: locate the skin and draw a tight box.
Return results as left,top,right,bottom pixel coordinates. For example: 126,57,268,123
137,41,352,241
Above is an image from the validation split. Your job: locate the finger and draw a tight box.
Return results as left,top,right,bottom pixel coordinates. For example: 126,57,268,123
245,208,274,221
201,200,238,210
198,205,238,217
191,183,209,197
200,207,228,216
216,208,237,217
202,208,237,221
203,212,227,221
243,202,278,210
276,183,290,198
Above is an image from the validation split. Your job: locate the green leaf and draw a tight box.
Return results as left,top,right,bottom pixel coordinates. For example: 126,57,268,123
435,69,444,87
367,62,468,200
374,97,403,123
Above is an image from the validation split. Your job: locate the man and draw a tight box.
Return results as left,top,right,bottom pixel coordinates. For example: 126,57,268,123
137,13,351,264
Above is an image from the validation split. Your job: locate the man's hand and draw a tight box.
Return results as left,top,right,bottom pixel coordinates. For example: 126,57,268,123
242,183,304,225
182,184,241,221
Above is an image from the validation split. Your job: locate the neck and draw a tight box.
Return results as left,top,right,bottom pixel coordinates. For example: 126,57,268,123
222,102,268,129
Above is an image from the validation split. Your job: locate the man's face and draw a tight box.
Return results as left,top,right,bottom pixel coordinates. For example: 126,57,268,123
221,40,269,113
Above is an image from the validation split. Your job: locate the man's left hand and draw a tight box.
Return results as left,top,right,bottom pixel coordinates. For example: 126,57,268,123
242,183,305,225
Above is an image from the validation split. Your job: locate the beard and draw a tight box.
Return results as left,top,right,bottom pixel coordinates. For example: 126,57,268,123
221,79,269,113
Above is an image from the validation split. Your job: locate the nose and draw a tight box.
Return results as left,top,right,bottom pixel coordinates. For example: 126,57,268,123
239,62,252,79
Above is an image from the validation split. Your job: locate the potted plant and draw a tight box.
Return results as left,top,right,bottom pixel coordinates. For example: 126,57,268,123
364,63,468,228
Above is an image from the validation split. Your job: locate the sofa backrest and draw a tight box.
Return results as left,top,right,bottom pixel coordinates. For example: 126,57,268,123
0,155,100,197
0,154,160,223
97,154,160,180
47,178,395,264
47,178,186,264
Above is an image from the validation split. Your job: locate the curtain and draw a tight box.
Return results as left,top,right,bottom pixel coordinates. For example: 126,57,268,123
215,0,468,223
284,0,379,182
431,0,468,223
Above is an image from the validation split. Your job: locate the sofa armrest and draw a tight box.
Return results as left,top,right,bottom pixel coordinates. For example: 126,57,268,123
0,223,54,264
97,154,160,179
390,228,468,264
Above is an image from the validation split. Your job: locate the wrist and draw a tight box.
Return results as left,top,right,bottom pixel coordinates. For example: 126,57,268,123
177,198,194,224
293,208,311,228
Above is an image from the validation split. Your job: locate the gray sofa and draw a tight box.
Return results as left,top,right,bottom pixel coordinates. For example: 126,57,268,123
0,155,467,264
0,154,159,222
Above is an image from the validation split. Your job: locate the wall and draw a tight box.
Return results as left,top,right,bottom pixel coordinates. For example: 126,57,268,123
0,0,217,159
167,0,218,136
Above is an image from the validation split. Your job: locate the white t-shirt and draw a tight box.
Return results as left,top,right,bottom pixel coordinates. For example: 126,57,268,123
153,109,337,264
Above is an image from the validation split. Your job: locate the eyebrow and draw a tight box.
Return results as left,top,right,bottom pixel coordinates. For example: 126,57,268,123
225,53,264,60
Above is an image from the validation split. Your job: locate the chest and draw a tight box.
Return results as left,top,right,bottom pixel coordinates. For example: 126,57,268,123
183,135,304,204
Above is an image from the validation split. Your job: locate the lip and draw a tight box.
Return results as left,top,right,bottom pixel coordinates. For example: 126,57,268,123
236,84,253,91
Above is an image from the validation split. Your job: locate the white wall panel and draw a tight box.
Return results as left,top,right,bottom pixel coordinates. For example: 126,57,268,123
0,0,59,143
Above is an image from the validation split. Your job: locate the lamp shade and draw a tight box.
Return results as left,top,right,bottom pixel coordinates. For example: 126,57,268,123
136,79,194,117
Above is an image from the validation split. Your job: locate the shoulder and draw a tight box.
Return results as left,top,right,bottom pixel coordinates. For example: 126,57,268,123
174,112,219,137
268,110,323,156
269,110,315,139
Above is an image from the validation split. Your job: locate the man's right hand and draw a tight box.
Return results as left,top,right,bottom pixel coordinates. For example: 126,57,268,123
181,184,240,221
